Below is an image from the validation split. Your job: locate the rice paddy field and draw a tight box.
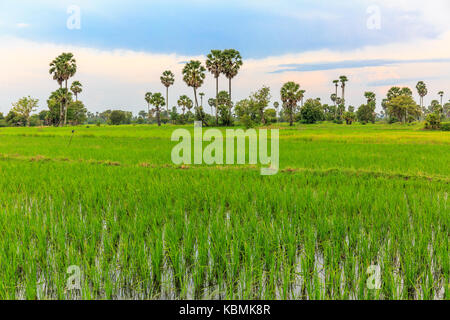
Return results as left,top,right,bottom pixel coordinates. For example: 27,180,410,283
0,123,448,300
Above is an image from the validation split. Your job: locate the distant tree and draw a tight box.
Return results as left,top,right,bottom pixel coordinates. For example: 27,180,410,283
109,110,126,125
216,91,233,126
70,81,82,101
280,81,302,126
208,98,216,117
182,60,206,109
160,70,175,112
386,95,421,123
11,96,39,126
264,108,277,124
251,86,271,125
364,91,376,104
206,50,223,124
151,92,166,126
343,110,356,125
332,79,339,104
49,53,77,125
221,49,243,101
177,95,193,115
300,98,324,124
416,81,427,111
438,91,444,107
339,75,349,105
145,92,152,123
67,100,87,125
356,102,376,124
199,92,205,107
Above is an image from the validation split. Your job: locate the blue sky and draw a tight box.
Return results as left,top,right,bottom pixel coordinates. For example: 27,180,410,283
0,0,442,58
0,0,449,113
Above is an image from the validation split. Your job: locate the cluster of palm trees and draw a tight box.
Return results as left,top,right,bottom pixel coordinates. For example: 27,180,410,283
144,49,243,126
415,81,446,116
330,76,349,107
49,53,83,126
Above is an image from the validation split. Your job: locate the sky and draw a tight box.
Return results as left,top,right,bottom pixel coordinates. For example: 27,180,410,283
0,0,449,114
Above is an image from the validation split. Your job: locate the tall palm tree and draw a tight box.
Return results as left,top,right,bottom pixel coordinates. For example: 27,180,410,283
333,79,339,100
49,53,77,126
182,60,206,109
299,90,306,107
70,81,82,101
280,81,302,126
416,81,427,109
273,101,280,122
199,92,205,107
206,50,223,124
339,75,348,105
151,93,165,126
145,92,152,123
438,91,444,106
160,70,175,112
221,49,243,101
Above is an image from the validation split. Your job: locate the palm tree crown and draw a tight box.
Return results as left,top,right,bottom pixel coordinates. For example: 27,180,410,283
70,81,82,101
182,60,206,108
221,49,243,101
280,81,302,126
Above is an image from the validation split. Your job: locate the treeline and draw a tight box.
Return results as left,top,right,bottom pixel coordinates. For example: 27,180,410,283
1,51,449,130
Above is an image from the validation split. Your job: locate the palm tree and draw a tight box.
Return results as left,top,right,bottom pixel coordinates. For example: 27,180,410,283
273,102,280,122
208,98,216,116
416,81,428,110
206,50,223,124
182,60,206,109
339,75,348,105
199,92,205,107
160,70,175,112
364,91,376,104
280,81,302,126
49,53,77,126
438,91,444,106
299,90,306,107
331,93,337,106
221,49,243,101
178,95,192,115
145,92,152,123
151,93,165,126
333,79,339,99
70,81,82,101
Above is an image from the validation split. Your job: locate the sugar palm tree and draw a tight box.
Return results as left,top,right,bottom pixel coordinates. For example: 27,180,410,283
208,98,216,116
299,90,306,107
331,93,337,106
280,81,302,126
333,79,339,99
364,91,376,104
70,81,82,101
151,93,165,126
221,49,243,101
160,70,175,112
206,50,223,124
50,53,77,126
438,91,444,106
416,81,428,109
339,75,348,105
177,95,192,115
182,60,206,109
145,92,152,123
199,92,205,107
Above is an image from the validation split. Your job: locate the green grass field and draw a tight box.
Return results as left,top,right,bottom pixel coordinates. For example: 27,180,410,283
0,123,448,299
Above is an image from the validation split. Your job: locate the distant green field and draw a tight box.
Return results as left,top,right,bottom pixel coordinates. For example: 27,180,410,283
0,123,448,299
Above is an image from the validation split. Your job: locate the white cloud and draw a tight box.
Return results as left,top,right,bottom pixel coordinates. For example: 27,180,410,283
16,23,30,28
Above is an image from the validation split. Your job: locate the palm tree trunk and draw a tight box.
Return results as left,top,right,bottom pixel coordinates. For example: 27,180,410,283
193,87,199,108
289,106,293,126
228,78,232,101
64,80,68,126
215,77,219,125
147,103,150,124
342,86,345,105
166,87,169,112
157,108,161,127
